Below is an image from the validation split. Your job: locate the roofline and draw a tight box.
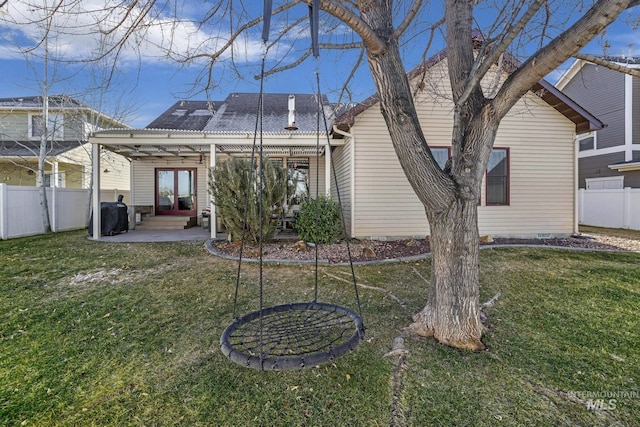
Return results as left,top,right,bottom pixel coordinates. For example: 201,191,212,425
0,96,131,129
335,48,603,133
609,161,640,172
555,58,586,91
91,128,328,141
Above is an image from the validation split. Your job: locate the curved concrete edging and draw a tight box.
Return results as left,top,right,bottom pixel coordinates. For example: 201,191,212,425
204,240,636,266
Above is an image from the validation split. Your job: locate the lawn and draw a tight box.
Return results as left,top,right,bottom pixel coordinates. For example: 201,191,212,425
1,231,638,426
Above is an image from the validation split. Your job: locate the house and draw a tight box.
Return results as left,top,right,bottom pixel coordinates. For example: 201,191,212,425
90,93,336,234
89,54,602,240
0,95,130,199
556,56,640,189
329,54,603,239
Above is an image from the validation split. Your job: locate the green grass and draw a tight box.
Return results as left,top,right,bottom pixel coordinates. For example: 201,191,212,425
1,231,639,426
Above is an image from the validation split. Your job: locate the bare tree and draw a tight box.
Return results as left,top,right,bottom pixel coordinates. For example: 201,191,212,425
1,1,135,230
7,0,638,349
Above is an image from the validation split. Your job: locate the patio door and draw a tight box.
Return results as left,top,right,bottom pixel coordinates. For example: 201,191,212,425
155,168,197,216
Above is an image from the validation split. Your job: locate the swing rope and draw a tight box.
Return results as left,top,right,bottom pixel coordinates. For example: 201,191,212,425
220,0,364,371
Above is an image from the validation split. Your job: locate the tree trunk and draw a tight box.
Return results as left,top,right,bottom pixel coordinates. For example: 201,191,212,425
408,198,485,351
38,136,52,234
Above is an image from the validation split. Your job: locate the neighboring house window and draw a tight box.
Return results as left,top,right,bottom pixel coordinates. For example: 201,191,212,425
29,113,64,139
578,135,595,151
486,148,509,205
585,176,623,189
431,147,451,170
44,172,66,188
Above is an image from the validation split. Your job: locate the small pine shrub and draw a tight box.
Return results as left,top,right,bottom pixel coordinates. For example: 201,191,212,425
294,196,342,244
209,157,293,243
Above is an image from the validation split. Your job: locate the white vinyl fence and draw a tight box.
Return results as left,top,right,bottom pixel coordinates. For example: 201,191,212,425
0,184,130,240
578,187,640,230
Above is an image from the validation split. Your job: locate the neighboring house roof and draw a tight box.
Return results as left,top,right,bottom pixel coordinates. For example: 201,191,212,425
0,95,130,128
0,140,83,157
335,48,604,134
556,55,640,90
608,159,640,172
145,100,219,130
0,95,85,109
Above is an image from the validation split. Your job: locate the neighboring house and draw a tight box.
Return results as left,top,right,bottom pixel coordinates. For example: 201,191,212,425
0,95,130,196
556,57,640,189
90,54,602,240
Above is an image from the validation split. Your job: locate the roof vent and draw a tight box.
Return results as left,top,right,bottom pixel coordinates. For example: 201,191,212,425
284,94,298,131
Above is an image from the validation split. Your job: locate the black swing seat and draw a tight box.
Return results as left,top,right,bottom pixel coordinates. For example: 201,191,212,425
220,301,365,370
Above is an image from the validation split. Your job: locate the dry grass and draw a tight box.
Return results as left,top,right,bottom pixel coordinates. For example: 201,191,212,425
1,230,638,426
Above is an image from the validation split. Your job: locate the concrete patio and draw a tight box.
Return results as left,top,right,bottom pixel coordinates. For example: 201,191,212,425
95,227,214,243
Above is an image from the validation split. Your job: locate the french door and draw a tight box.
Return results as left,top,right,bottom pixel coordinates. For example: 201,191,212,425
155,168,197,216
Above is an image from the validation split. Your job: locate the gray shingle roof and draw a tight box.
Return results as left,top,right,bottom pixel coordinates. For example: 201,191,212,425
146,93,335,133
0,140,82,157
596,56,640,65
0,95,85,109
145,100,218,130
204,92,333,133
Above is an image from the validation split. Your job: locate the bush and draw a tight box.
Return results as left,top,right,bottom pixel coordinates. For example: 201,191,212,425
294,196,343,244
209,157,293,243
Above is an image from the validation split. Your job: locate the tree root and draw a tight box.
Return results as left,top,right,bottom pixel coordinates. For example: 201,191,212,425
322,270,412,319
386,336,409,427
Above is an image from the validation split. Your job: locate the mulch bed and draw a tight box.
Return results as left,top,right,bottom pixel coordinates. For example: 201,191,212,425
210,234,630,264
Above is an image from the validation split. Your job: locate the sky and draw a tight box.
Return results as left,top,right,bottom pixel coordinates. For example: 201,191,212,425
0,1,638,128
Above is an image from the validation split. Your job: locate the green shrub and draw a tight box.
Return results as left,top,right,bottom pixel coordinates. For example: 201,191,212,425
209,157,293,243
294,196,343,244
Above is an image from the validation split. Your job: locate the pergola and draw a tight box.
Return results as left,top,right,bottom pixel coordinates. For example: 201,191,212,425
89,128,342,240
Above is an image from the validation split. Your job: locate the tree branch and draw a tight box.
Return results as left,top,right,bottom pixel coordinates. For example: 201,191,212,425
574,53,640,78
493,0,633,120
394,0,423,39
300,0,385,55
457,0,545,106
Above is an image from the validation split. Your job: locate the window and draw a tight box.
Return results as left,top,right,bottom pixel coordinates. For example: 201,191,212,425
30,113,64,139
486,148,509,205
44,172,66,188
578,136,594,151
431,147,451,170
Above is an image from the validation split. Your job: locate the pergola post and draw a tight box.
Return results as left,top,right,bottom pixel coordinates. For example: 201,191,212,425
324,144,331,197
210,143,217,239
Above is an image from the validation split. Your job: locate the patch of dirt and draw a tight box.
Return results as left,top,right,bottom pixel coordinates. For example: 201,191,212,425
210,233,639,264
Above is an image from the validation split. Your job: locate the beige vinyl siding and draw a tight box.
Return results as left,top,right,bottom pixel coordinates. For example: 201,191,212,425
308,155,326,198
62,144,131,191
634,76,640,144
330,142,352,236
349,62,576,239
478,95,576,237
351,105,429,239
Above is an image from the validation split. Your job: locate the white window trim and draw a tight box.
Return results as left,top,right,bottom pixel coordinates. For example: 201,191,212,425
28,112,64,140
576,131,596,153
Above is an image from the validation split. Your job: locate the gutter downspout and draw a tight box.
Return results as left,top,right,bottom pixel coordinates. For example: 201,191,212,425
332,125,355,239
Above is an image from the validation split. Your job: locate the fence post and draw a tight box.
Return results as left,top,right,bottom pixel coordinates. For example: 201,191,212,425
623,187,631,229
578,188,585,225
51,186,57,233
0,184,7,240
